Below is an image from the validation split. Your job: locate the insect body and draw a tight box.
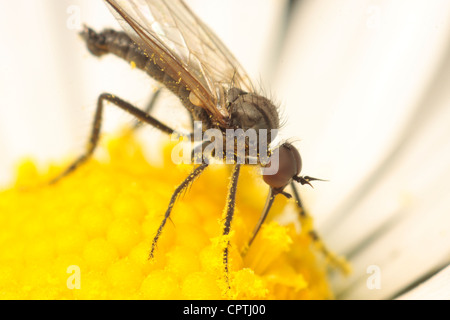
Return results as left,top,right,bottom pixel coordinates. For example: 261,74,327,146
53,0,348,282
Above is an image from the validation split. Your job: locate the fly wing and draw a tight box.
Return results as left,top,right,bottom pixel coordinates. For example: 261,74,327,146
104,0,255,126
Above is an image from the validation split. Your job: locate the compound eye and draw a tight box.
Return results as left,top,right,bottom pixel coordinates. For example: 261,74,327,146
262,143,302,190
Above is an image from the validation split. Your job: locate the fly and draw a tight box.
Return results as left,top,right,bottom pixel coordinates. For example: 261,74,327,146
51,0,349,283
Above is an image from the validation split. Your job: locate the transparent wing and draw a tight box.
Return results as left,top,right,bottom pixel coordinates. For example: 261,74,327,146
104,0,255,125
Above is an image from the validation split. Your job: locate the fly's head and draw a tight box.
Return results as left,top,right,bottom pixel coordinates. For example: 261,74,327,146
262,142,301,193
262,142,326,195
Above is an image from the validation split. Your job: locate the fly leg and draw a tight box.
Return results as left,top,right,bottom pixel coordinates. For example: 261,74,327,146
149,163,209,259
241,182,351,275
241,187,276,256
222,164,241,285
131,88,162,130
49,92,176,185
290,183,351,275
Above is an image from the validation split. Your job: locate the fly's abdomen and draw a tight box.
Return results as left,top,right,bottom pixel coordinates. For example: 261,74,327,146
80,27,196,114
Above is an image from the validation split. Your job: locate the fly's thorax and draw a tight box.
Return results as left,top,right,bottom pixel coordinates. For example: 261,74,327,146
226,88,280,142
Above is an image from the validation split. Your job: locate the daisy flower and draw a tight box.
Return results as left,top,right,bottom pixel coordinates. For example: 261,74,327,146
0,131,343,299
